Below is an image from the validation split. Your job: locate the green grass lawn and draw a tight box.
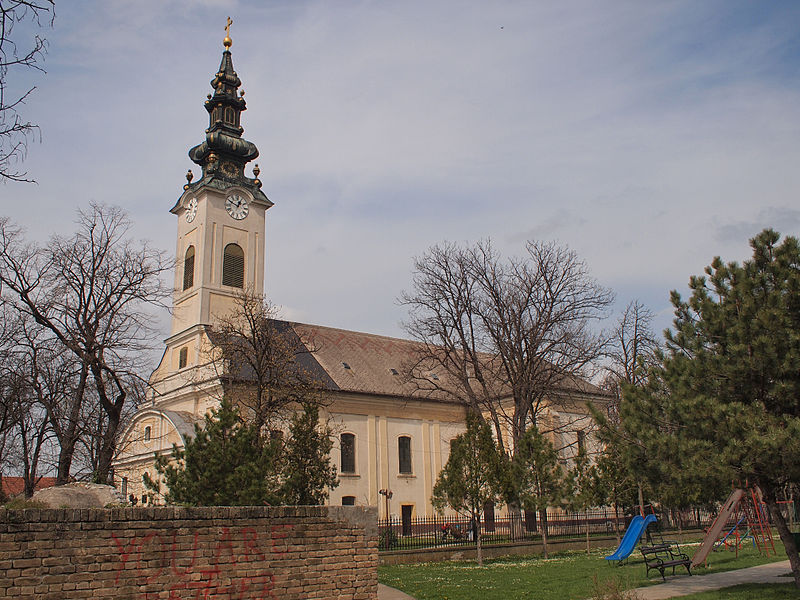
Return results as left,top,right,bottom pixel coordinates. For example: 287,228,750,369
378,541,789,600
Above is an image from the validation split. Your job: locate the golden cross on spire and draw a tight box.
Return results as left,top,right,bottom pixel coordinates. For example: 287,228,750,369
223,17,233,49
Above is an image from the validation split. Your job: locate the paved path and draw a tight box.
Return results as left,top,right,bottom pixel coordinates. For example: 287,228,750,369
632,560,793,599
378,583,416,600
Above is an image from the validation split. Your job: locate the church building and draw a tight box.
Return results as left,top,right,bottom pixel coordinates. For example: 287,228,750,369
113,30,609,520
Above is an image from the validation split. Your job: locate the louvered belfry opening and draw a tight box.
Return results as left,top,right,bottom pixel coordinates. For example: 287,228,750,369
222,243,244,287
183,246,195,290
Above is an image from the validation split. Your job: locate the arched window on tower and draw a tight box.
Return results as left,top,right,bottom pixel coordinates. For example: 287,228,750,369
222,243,244,288
183,246,195,290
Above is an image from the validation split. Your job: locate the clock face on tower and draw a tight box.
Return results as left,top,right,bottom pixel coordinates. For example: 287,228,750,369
184,197,198,223
226,194,249,220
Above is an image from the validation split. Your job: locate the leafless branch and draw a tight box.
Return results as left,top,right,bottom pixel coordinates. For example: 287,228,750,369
401,239,614,460
0,0,54,182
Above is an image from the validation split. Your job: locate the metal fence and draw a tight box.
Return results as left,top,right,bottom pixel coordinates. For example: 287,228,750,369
378,507,715,551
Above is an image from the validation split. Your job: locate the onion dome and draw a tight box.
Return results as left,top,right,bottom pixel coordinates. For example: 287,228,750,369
188,27,259,184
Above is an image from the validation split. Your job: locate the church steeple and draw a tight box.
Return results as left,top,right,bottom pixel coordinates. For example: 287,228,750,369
168,20,272,342
188,20,259,185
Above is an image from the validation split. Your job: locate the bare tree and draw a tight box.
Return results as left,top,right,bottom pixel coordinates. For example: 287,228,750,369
0,205,171,483
595,299,661,516
209,289,327,444
0,307,23,496
73,374,143,480
0,0,54,182
4,371,53,497
402,239,613,534
402,239,614,458
0,310,61,496
604,299,659,393
12,319,58,495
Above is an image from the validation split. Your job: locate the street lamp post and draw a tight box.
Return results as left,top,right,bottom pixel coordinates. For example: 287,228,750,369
378,489,393,521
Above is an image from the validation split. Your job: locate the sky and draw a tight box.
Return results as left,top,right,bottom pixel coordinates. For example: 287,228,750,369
3,0,800,365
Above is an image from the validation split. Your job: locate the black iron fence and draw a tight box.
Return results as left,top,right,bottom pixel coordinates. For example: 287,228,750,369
378,507,716,551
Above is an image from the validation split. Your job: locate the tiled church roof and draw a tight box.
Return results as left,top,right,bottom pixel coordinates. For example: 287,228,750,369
209,318,607,402
286,321,607,401
290,322,435,398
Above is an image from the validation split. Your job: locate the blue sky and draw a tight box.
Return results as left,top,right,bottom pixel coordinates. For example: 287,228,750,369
3,1,800,358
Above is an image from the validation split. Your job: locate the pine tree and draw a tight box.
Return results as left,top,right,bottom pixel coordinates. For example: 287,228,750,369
568,446,597,554
513,425,568,558
279,403,338,505
147,397,280,506
623,229,800,587
590,299,665,521
432,411,507,566
585,438,640,543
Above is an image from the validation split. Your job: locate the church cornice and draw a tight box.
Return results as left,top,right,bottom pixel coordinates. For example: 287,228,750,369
171,177,272,214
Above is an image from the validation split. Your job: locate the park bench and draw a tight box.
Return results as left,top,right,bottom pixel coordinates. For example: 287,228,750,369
639,542,692,581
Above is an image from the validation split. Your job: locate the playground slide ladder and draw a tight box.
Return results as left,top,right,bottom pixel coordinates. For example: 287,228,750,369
691,488,744,568
741,487,776,557
692,486,776,568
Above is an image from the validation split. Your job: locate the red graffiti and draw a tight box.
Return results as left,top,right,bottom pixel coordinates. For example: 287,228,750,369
111,533,139,585
112,525,292,600
269,524,293,556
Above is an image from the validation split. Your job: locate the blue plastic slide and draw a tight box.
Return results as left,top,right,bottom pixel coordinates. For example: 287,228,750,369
604,514,657,562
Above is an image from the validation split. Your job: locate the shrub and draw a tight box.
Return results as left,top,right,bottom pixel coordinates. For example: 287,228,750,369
590,574,641,600
380,528,399,550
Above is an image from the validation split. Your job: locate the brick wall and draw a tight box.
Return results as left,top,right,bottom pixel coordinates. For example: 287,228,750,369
0,505,377,599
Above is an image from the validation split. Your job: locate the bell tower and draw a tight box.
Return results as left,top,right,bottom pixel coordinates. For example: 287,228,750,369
164,21,273,373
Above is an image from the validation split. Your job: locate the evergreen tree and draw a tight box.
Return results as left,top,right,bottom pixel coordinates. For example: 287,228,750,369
432,411,508,566
586,439,640,543
513,425,568,558
591,299,660,519
567,445,596,554
279,403,338,505
147,397,280,506
623,229,800,587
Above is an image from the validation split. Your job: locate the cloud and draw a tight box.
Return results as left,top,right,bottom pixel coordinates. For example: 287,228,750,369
714,207,800,243
506,209,586,243
4,0,800,352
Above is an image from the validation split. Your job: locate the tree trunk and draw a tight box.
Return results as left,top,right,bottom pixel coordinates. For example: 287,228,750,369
21,429,33,497
475,509,483,567
540,508,549,558
585,508,590,554
95,415,120,484
54,362,88,485
764,490,800,588
91,363,125,484
22,419,47,498
613,502,621,544
638,483,645,517
507,502,524,541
